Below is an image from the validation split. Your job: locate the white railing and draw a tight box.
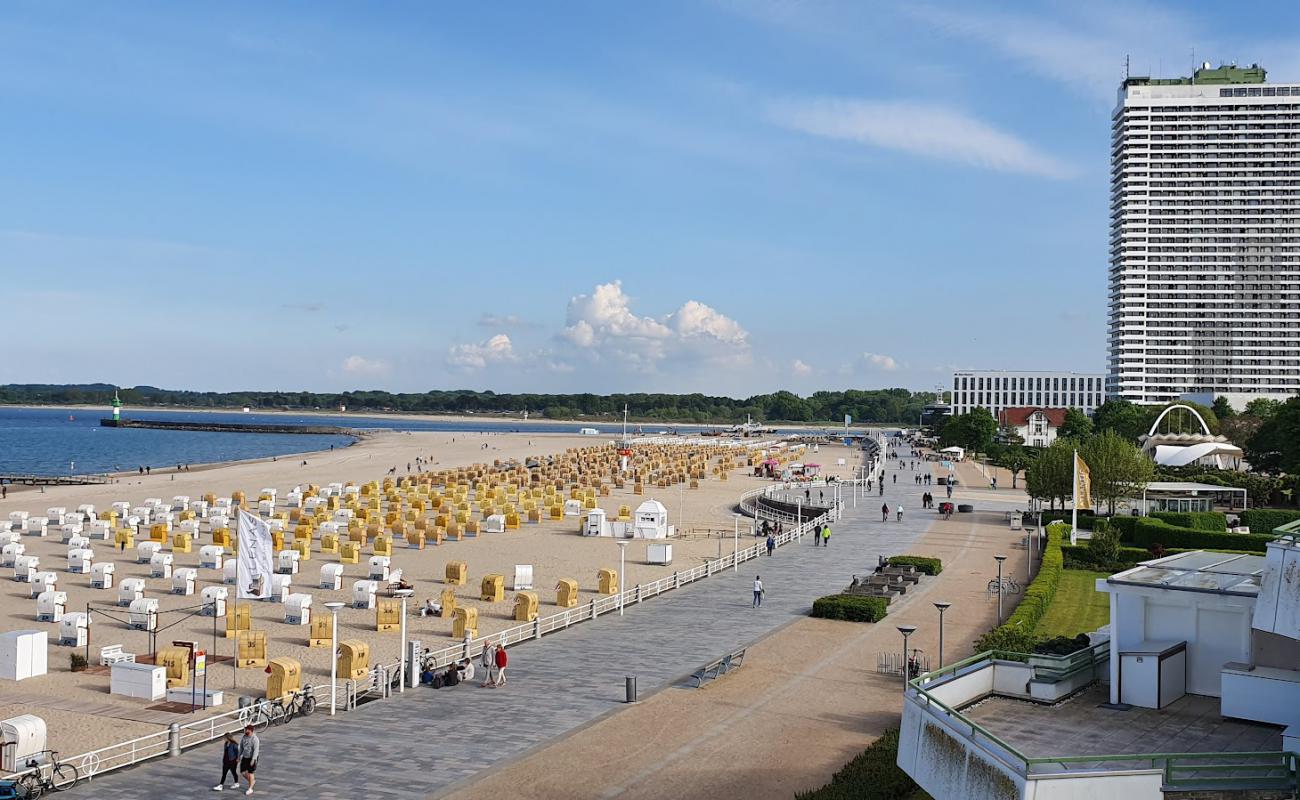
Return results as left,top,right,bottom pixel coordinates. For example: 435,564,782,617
15,482,859,786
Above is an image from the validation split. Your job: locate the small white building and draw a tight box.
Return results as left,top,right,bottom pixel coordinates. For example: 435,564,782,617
997,407,1068,448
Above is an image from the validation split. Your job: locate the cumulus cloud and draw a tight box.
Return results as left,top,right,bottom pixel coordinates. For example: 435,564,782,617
767,97,1074,179
562,281,749,369
447,333,517,370
341,355,389,376
863,352,900,371
792,359,813,376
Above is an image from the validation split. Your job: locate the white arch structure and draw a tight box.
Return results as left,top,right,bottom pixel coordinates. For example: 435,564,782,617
1147,404,1213,438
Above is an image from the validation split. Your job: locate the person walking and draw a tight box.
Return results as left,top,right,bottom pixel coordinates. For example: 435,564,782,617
238,725,259,796
752,575,764,607
881,503,889,522
946,483,953,499
821,525,831,547
765,534,775,557
493,643,508,687
479,642,496,687
897,505,904,522
212,732,240,791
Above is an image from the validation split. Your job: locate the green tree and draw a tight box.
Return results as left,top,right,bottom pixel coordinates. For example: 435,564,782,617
1091,398,1151,443
1246,397,1300,475
1058,407,1094,441
1025,440,1074,509
940,408,997,456
1081,429,1155,514
990,444,1035,489
1211,396,1236,419
1244,397,1282,420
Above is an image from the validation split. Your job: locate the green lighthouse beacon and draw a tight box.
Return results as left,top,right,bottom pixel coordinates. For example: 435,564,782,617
111,389,122,424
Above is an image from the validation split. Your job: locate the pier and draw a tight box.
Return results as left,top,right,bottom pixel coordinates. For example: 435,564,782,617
99,419,356,436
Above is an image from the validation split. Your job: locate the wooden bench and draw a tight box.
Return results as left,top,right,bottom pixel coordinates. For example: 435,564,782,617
100,644,135,666
690,647,747,688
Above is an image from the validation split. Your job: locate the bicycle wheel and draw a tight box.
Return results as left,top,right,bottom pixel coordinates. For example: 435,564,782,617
299,694,317,717
1007,579,1021,594
18,774,44,800
50,763,79,792
987,579,1000,594
267,703,288,726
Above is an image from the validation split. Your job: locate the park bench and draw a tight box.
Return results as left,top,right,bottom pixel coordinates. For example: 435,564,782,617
100,644,135,666
690,647,747,687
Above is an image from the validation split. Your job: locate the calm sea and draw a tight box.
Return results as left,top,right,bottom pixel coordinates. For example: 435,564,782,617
0,407,829,476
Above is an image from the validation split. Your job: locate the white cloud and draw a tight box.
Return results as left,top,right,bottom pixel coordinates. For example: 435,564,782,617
863,352,900,371
477,313,537,329
446,333,517,370
561,281,749,369
792,359,813,376
341,355,389,376
767,97,1074,179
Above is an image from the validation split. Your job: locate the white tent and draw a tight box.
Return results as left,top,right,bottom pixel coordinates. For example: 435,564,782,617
939,446,965,461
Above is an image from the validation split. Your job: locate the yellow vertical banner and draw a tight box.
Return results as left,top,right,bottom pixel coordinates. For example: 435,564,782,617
1074,452,1093,511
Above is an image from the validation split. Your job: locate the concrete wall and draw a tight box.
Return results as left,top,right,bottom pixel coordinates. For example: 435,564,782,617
1025,771,1163,800
1112,589,1253,697
898,695,1025,800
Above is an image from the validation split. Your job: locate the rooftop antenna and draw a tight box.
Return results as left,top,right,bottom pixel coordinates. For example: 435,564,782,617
1125,54,1130,80
1191,48,1195,83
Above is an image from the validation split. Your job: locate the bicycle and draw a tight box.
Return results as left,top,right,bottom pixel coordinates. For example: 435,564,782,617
269,685,317,723
986,577,1021,595
15,751,80,797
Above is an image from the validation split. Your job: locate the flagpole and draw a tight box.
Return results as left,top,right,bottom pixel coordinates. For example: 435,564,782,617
233,506,239,692
1070,450,1079,546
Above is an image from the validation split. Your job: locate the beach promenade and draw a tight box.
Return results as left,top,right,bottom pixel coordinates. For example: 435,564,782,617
61,444,1033,799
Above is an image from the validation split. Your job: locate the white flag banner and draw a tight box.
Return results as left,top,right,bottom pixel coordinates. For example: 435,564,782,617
236,508,275,600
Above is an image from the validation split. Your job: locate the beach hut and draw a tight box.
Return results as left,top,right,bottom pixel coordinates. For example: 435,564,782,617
277,550,300,575
0,715,46,770
319,563,343,590
88,520,111,540
13,556,39,583
555,578,579,607
201,586,227,617
59,613,89,647
91,562,115,589
483,514,506,534
68,548,93,574
7,511,28,530
632,500,673,539
24,517,48,538
65,534,89,551
136,541,161,564
117,578,145,606
150,552,173,579
59,523,82,543
222,561,238,584
268,574,292,603
0,543,23,568
172,568,197,596
337,640,369,681
30,572,57,598
199,546,224,570
368,556,391,582
284,593,312,626
352,580,378,609
128,598,159,630
36,591,66,623
582,508,611,537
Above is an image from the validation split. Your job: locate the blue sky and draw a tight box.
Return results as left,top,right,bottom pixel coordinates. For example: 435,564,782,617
4,0,1297,396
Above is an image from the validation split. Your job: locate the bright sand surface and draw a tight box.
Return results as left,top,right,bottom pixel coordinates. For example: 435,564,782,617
0,431,861,757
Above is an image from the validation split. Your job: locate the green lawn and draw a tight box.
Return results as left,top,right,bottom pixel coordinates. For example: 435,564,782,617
1034,569,1110,640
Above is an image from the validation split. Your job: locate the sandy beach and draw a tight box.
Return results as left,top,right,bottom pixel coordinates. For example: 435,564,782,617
0,430,862,757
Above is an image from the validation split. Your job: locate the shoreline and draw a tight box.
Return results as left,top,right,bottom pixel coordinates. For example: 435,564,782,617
2,403,906,431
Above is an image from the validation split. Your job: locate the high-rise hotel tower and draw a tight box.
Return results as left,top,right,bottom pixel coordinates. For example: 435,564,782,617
1109,63,1300,408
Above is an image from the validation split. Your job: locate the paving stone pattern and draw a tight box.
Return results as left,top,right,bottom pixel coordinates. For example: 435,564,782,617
66,450,941,799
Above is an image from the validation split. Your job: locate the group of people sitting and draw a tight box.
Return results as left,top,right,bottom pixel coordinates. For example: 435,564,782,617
422,658,474,688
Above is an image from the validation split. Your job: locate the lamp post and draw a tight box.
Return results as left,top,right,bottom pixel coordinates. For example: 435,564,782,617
897,624,917,692
732,513,740,572
617,541,628,616
393,588,413,693
934,602,951,667
795,498,802,540
994,555,1008,625
324,601,344,715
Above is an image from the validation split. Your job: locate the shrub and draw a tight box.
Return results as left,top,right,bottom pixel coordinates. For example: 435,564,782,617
811,594,888,623
1108,515,1140,539
1152,511,1227,531
1039,511,1095,529
973,522,1065,653
1240,509,1300,535
1087,526,1122,564
887,556,943,576
794,728,922,800
1033,634,1091,656
1128,518,1273,553
70,652,88,672
1092,518,1111,535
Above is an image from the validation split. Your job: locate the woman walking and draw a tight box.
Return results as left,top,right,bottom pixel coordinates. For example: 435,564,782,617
493,644,509,687
212,732,240,792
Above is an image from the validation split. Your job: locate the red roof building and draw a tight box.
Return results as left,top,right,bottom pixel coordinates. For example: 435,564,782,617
997,407,1069,447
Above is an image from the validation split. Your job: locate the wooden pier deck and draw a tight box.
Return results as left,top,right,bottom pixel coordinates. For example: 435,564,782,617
0,473,115,486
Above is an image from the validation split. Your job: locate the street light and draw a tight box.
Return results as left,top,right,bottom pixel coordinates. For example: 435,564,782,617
617,541,628,616
393,588,414,693
324,601,345,715
994,555,1008,625
934,602,951,667
897,624,917,692
732,513,740,572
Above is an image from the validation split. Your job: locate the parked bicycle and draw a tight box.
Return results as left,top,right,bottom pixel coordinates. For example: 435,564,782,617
987,576,1021,596
14,750,80,797
240,686,317,730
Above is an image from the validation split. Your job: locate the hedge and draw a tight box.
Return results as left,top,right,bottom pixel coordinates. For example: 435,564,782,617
888,556,943,576
795,728,923,800
1062,543,1265,572
973,522,1065,653
812,594,889,623
1128,518,1273,553
1039,511,1095,530
1240,509,1300,535
1151,511,1227,531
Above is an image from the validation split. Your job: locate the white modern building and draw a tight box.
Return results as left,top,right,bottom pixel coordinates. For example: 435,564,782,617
950,370,1105,416
1108,63,1300,408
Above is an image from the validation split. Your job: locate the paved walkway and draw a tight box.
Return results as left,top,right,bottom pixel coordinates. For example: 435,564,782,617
62,442,979,799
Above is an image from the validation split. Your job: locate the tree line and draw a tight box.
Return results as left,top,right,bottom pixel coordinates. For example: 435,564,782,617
0,384,939,425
